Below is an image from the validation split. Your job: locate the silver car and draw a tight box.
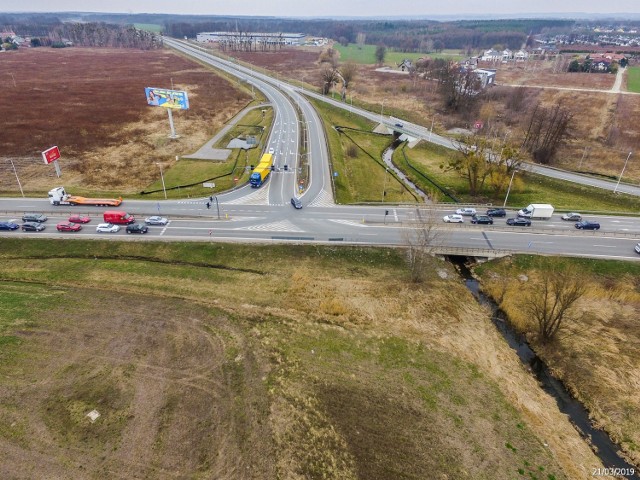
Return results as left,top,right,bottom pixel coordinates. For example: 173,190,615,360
144,216,168,226
96,223,120,233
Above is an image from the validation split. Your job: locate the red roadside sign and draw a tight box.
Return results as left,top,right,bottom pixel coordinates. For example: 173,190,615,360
42,146,61,164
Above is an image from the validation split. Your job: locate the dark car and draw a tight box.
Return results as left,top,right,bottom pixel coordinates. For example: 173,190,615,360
486,208,506,217
22,222,45,232
0,222,20,231
291,197,302,209
126,223,149,234
575,220,600,230
68,214,91,224
22,213,48,223
471,215,494,225
506,217,531,227
56,221,82,232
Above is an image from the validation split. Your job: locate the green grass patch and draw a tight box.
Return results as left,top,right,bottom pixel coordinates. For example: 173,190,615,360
134,23,163,33
309,98,419,204
334,43,463,65
627,66,640,93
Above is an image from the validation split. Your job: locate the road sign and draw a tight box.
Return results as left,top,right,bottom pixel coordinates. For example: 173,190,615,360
203,182,215,188
334,171,339,177
42,146,61,164
474,120,483,130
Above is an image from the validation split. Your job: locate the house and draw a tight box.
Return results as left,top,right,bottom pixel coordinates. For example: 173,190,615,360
514,49,529,61
481,49,501,61
398,59,413,72
502,49,513,61
460,57,479,68
473,68,497,88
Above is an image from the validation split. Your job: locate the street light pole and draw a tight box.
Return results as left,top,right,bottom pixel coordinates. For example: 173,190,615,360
614,151,632,194
380,100,385,124
578,145,589,170
503,169,517,207
382,167,389,203
429,115,436,142
213,195,220,219
156,163,167,199
10,159,25,198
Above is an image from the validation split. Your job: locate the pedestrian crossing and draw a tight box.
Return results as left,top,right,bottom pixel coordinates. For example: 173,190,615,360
306,189,335,207
223,185,270,205
328,219,369,228
235,219,305,232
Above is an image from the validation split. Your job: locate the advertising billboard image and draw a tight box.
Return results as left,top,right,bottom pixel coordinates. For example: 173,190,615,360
42,146,61,164
145,87,190,110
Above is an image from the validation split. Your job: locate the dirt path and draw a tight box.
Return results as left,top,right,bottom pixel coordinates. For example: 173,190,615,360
611,66,626,93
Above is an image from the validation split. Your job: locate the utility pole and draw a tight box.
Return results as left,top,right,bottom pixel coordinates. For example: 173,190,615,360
10,159,25,197
614,151,632,194
156,163,167,199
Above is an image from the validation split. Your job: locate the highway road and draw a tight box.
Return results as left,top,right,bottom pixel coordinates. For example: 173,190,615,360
164,38,334,207
1,200,639,261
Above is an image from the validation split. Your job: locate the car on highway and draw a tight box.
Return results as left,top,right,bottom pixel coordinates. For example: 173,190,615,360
291,197,302,209
0,222,20,231
56,221,82,232
471,215,493,225
635,243,640,254
562,212,582,221
126,223,149,234
506,217,531,227
443,214,464,223
486,208,506,217
575,220,600,230
22,213,47,223
68,214,91,224
22,222,45,232
268,148,275,154
455,207,477,216
96,223,120,233
144,216,168,226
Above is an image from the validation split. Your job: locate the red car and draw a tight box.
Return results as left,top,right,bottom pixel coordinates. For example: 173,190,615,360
68,214,91,224
56,221,82,232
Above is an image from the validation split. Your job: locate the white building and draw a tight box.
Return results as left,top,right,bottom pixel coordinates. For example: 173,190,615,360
196,32,306,46
481,49,501,61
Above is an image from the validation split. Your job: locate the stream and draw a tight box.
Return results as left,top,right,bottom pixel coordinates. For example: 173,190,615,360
449,256,639,480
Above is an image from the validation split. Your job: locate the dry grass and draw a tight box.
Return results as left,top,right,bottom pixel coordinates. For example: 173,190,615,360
0,47,251,194
478,257,640,467
0,239,607,478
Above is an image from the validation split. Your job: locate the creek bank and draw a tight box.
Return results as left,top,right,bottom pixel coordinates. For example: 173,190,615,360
448,255,639,480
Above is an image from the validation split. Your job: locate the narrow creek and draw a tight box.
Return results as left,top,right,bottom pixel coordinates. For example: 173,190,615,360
448,256,639,480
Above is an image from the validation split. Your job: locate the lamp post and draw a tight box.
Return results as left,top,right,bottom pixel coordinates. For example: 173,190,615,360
429,114,436,142
382,167,389,203
614,151,632,194
301,74,307,92
578,145,590,170
156,163,167,199
503,169,517,208
10,159,24,198
380,99,385,124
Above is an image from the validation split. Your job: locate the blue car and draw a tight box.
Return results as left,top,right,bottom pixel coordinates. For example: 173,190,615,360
0,222,20,231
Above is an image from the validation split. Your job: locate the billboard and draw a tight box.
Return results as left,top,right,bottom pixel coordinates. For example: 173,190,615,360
42,146,61,164
145,87,190,110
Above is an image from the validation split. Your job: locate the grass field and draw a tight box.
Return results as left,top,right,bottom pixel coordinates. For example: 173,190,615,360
627,66,640,93
334,44,464,65
475,255,640,466
309,98,419,204
0,238,606,478
142,108,274,199
133,23,163,33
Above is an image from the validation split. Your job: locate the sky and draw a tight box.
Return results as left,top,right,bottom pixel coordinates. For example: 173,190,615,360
7,0,640,18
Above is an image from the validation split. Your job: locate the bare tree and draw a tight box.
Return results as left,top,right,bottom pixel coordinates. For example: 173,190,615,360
338,62,357,102
321,67,338,95
524,265,587,344
521,102,573,165
444,134,494,197
375,45,386,65
403,207,443,283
